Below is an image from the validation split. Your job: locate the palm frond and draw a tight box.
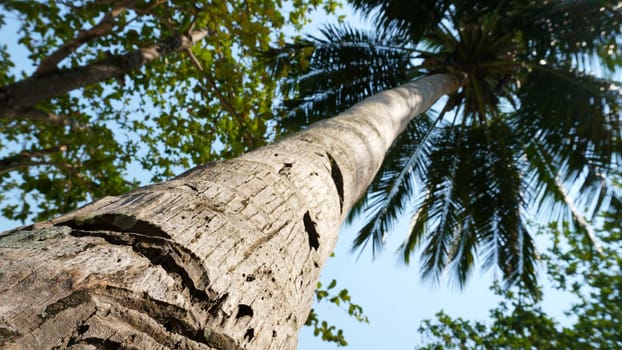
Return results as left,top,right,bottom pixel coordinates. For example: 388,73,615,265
604,185,622,228
522,141,605,253
514,64,621,249
445,214,477,289
400,125,464,284
399,119,539,292
456,119,536,290
479,120,538,290
348,0,451,41
351,110,440,255
419,176,462,285
265,24,416,135
518,64,621,170
482,215,538,292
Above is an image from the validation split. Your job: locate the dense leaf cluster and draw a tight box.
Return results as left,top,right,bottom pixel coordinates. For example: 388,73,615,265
0,0,339,222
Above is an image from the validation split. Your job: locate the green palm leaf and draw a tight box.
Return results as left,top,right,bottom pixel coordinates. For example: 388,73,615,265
515,64,621,247
403,119,538,288
349,0,451,41
504,0,622,70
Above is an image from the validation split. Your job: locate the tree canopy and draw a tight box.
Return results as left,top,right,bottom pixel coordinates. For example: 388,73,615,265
267,0,622,292
0,0,339,223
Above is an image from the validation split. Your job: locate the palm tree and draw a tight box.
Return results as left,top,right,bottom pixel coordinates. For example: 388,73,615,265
1,2,620,348
267,0,622,292
0,74,458,348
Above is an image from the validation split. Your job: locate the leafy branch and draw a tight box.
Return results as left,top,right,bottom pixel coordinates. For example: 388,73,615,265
0,29,209,119
305,278,369,346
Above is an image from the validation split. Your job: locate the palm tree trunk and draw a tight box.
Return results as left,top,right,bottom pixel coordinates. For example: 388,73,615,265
0,74,461,349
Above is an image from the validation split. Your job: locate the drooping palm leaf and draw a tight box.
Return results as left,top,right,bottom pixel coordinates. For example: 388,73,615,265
400,118,538,289
515,64,621,247
517,65,621,172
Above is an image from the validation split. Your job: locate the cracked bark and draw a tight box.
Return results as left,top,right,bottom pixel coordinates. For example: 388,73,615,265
0,74,461,349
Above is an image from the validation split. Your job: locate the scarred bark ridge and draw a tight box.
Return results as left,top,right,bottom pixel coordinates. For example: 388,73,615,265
0,225,222,349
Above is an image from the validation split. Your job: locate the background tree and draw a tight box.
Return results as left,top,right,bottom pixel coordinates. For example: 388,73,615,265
267,0,622,292
0,0,339,222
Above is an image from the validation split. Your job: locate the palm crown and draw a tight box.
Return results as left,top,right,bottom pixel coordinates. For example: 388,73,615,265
267,0,622,292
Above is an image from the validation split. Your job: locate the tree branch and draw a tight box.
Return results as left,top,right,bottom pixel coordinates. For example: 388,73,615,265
0,145,68,175
3,108,71,126
0,29,209,119
0,108,93,131
33,0,138,76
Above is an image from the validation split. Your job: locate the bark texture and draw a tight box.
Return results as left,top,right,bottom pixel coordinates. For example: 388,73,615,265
0,74,460,349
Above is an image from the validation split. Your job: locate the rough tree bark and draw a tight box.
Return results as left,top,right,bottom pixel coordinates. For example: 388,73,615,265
0,74,461,349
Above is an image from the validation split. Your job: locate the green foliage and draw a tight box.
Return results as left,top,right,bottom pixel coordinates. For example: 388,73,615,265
417,211,622,349
267,0,622,294
305,278,369,346
0,0,340,223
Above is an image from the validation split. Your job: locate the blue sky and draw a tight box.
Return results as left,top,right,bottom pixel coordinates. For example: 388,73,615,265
0,4,576,349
